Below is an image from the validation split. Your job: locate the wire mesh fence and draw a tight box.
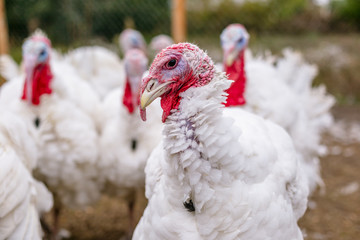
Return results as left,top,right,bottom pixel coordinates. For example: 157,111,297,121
5,0,336,51
6,0,171,48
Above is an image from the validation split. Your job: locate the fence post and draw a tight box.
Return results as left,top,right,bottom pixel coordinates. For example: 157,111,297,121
172,0,186,43
0,0,9,54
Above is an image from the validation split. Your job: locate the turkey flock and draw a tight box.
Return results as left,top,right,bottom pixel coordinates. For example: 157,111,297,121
0,24,334,240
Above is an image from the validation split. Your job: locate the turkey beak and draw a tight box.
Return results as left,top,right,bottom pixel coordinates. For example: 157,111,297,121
140,79,172,109
224,47,239,67
24,54,37,105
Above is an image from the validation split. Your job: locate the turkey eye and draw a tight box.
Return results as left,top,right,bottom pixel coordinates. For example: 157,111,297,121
166,59,177,68
39,49,46,57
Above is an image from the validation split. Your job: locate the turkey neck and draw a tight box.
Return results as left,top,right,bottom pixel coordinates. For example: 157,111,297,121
224,50,246,106
21,63,53,105
162,71,241,213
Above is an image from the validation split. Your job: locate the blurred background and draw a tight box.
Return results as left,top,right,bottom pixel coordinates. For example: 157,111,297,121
1,1,359,239
2,0,360,103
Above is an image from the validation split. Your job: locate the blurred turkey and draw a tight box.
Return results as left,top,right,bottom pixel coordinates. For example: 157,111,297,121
0,105,53,240
133,43,308,240
0,48,65,82
64,28,147,100
65,46,125,100
149,34,174,57
0,54,21,81
0,42,102,131
99,48,162,236
0,30,103,237
119,28,147,54
275,48,335,148
220,24,335,194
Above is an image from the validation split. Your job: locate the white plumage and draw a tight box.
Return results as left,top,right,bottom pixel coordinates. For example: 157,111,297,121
99,90,162,193
149,34,174,56
0,107,53,240
0,150,42,240
0,54,21,81
242,53,303,129
119,28,147,54
0,48,102,131
65,46,125,99
99,49,162,234
0,76,24,103
220,24,335,193
64,29,147,101
245,51,334,192
50,56,104,131
0,49,64,82
274,48,335,191
133,43,308,240
275,48,335,154
33,95,101,208
0,30,103,238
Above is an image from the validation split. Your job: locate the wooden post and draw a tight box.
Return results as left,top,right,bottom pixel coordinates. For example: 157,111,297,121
0,0,9,54
172,0,186,43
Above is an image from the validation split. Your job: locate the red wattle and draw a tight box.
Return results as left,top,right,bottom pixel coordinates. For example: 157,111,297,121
160,92,181,123
122,78,135,114
21,64,53,105
160,72,196,123
224,52,246,107
140,107,147,121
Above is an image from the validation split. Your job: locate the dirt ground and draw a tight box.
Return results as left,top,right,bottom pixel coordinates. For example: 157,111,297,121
298,105,360,240
45,105,360,240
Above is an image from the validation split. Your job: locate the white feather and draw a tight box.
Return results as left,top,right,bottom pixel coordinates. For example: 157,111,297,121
225,48,335,194
99,87,162,197
65,46,125,99
134,64,309,240
0,66,103,209
0,54,21,81
0,107,52,239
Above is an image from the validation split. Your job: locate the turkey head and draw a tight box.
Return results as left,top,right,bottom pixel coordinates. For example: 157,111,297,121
122,48,148,114
140,43,215,122
220,23,249,107
21,29,53,105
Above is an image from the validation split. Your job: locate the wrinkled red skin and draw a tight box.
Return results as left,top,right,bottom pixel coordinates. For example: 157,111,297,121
31,36,51,48
21,63,53,105
140,62,194,123
224,50,246,107
140,43,214,122
159,69,195,122
123,77,139,114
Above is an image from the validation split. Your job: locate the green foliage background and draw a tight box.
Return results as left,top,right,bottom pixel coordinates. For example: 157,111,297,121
5,0,170,45
331,0,360,30
3,0,360,102
4,0,360,46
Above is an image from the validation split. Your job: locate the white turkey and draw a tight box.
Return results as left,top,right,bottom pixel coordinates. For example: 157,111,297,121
99,48,162,236
149,34,174,57
65,46,125,100
0,54,21,81
64,28,147,100
119,28,147,54
133,43,309,240
0,34,102,131
220,24,335,194
0,54,25,105
275,48,335,152
0,48,66,82
0,30,103,237
0,105,53,240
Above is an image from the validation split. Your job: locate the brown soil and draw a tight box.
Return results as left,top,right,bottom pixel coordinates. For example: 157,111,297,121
299,105,360,240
